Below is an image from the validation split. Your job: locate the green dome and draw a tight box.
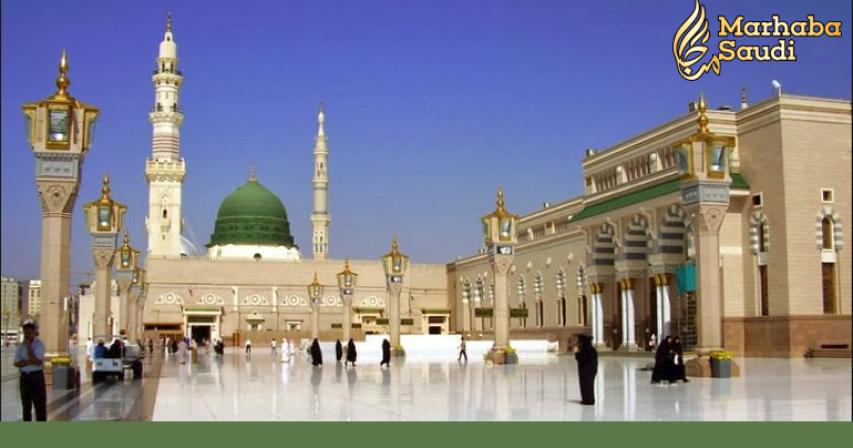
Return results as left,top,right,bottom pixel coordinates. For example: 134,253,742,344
207,179,296,248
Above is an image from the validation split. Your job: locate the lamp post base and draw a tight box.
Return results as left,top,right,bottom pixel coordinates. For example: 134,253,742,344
485,346,518,365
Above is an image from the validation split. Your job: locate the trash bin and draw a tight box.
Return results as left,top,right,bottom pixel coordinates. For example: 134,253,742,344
52,365,70,390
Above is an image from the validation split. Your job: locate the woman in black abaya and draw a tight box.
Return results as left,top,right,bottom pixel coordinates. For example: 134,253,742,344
380,339,391,367
651,335,673,384
346,338,357,367
335,339,343,362
574,334,598,405
310,338,323,366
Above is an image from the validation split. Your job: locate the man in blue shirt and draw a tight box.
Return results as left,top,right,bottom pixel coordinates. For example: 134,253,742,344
13,320,47,421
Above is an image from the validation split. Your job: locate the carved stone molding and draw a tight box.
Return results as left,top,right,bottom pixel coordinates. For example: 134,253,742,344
37,181,78,214
91,248,115,269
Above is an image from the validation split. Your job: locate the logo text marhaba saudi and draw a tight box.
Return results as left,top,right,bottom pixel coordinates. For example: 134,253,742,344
673,0,843,81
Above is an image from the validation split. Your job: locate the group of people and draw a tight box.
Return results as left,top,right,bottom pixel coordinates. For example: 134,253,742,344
651,336,689,384
84,337,125,361
334,339,358,366
571,333,691,406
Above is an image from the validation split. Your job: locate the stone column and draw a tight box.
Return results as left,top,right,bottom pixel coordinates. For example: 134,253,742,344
37,190,75,357
116,277,132,336
126,293,137,341
492,268,510,349
654,275,664,341
92,249,114,338
620,284,629,348
310,301,320,340
625,281,637,350
341,294,353,342
590,283,602,346
687,204,727,352
388,282,402,348
661,276,672,339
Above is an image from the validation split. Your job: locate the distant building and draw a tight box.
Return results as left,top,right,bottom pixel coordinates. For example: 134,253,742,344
27,279,42,319
1,276,23,342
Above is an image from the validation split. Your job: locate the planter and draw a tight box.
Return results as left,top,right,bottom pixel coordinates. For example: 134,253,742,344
710,358,731,378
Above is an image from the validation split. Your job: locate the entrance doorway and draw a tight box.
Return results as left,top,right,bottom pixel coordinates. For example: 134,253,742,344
191,325,211,344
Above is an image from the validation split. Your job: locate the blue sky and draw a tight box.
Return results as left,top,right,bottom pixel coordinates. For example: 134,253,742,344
2,0,850,286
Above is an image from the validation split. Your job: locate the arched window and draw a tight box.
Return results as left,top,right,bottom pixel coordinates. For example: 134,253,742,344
162,209,168,219
759,222,768,253
822,217,834,250
536,300,544,328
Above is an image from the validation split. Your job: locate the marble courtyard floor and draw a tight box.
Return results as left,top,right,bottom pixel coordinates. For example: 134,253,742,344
2,346,850,421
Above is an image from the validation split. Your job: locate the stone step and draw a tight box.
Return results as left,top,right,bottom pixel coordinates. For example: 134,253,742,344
808,349,852,358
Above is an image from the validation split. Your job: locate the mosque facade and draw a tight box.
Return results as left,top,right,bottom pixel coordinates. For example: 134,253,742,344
139,21,449,345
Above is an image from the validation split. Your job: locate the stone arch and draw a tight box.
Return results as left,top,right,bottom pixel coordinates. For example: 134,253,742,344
516,274,527,303
658,205,688,258
816,207,844,251
626,214,651,261
750,212,770,254
593,223,616,266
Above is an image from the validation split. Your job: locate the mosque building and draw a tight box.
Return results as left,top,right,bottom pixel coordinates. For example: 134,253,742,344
139,18,448,345
448,89,851,357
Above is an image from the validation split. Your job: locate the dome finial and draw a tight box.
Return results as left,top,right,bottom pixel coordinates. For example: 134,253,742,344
166,12,172,33
318,102,325,137
249,165,257,182
55,49,70,96
122,230,130,248
697,92,709,134
100,174,112,201
496,187,506,211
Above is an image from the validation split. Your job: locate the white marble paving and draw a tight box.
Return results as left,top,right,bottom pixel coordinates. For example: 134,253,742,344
151,348,852,421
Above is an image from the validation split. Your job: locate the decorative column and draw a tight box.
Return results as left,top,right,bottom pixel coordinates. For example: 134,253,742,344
336,260,358,342
381,236,409,357
129,268,145,341
619,278,638,351
481,188,519,364
590,283,605,347
23,50,100,357
653,273,672,340
114,232,140,337
83,175,126,339
307,273,324,340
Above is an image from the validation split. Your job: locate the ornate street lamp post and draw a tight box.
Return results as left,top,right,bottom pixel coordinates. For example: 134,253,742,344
482,188,519,364
676,93,736,376
381,236,409,357
336,260,358,342
83,175,126,338
129,268,146,341
114,231,139,339
23,50,99,358
307,273,324,340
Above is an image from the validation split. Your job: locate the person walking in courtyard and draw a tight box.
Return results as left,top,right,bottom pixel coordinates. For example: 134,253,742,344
573,334,598,406
271,338,277,356
177,338,189,365
335,339,343,362
458,336,468,362
281,337,291,363
380,339,391,368
346,338,357,367
310,338,323,366
651,336,673,384
14,321,46,421
85,337,94,362
671,336,689,383
245,338,252,355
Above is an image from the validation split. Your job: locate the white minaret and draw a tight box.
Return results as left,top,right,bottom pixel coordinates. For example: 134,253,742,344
311,103,331,260
145,14,186,257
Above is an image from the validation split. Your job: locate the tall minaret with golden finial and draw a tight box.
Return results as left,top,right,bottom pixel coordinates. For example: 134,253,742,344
145,13,186,256
311,103,331,259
